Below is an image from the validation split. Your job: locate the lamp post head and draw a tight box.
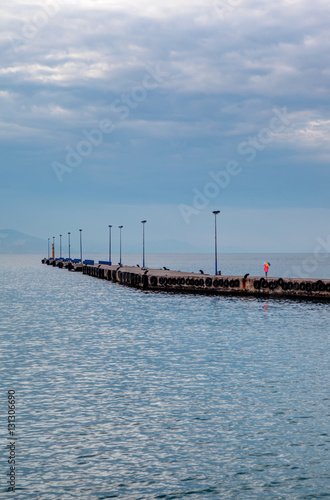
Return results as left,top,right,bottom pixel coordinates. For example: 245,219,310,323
118,225,123,229
68,232,70,235
213,210,220,215
109,225,112,228
141,220,147,224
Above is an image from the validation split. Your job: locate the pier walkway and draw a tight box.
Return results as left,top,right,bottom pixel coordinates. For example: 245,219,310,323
42,258,330,300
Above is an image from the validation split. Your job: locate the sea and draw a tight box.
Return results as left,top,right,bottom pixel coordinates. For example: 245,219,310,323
0,253,329,499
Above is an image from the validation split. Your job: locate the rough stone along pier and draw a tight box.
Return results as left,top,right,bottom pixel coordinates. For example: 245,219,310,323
42,258,330,300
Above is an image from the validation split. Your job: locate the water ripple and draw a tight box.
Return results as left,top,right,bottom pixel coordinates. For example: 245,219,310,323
0,255,329,499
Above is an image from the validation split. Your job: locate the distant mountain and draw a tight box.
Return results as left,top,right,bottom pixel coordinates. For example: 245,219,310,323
0,229,46,254
138,239,202,254
0,229,246,255
139,240,246,254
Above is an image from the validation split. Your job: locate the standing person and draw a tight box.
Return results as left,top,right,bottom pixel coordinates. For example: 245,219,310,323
264,261,270,277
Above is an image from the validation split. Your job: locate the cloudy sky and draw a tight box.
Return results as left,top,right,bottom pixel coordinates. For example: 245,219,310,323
1,0,330,253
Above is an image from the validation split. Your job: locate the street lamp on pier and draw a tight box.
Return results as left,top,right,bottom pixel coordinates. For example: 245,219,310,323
68,232,71,261
79,229,83,264
108,225,112,265
118,226,123,266
212,211,220,276
141,220,147,268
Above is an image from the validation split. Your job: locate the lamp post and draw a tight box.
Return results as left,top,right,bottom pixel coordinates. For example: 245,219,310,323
48,238,50,259
68,232,71,261
60,234,62,259
79,229,83,264
118,226,123,266
108,225,112,265
141,220,147,268
212,210,220,276
53,236,55,259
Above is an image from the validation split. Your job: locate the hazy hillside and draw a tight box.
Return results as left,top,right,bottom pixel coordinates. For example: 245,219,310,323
0,229,46,254
0,229,244,255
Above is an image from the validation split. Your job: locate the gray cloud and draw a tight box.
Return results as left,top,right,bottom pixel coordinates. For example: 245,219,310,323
0,0,329,248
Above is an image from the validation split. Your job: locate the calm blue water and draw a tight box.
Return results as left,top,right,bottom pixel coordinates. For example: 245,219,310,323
0,254,330,499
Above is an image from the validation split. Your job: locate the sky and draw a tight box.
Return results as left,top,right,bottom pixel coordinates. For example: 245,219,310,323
1,0,330,253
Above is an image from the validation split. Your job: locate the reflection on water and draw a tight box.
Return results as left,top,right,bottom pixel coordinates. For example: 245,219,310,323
0,255,329,499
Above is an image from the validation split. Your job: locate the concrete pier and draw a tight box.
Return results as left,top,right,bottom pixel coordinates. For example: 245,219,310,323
42,258,330,301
